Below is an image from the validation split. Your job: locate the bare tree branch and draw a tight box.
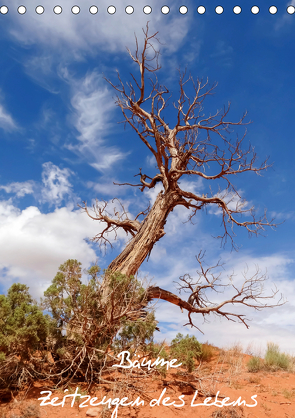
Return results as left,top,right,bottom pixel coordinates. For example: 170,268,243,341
79,199,141,251
147,252,285,332
101,23,275,250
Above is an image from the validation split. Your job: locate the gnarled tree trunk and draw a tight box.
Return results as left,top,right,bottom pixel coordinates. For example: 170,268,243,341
107,189,182,276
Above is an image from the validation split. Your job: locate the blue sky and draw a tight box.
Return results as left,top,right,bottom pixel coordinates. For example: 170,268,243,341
1,0,295,354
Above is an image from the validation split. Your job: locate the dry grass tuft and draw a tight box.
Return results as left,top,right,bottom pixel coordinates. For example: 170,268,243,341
200,342,216,362
22,404,41,418
211,405,245,417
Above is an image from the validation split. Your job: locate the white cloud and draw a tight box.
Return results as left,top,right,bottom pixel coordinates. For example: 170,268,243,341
270,210,295,221
0,199,100,298
0,181,35,197
2,1,195,170
0,163,75,206
90,154,126,172
209,188,249,216
209,40,233,68
144,178,203,207
223,253,294,284
0,171,136,297
178,178,203,195
183,40,203,64
41,162,74,205
144,183,164,205
0,102,18,132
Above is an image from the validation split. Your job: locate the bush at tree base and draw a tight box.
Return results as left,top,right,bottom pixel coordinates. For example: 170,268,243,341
0,259,158,390
0,260,210,392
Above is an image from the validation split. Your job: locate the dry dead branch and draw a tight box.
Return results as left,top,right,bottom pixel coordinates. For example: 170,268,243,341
81,24,283,332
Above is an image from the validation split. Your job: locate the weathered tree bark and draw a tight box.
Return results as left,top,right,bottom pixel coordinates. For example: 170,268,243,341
107,189,183,276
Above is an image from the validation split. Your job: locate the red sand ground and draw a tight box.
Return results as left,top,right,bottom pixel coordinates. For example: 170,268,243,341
1,347,295,418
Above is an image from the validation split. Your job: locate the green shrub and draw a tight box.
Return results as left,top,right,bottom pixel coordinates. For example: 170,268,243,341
264,342,290,371
247,343,291,373
0,283,50,359
0,283,51,390
170,333,202,372
115,312,157,353
247,356,263,373
43,259,156,350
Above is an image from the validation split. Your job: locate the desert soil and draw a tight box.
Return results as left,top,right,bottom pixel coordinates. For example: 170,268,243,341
1,347,295,418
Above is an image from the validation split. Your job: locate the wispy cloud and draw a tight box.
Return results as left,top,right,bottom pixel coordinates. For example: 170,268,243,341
87,178,128,197
274,1,295,31
70,73,114,142
5,0,192,60
210,40,233,58
66,70,128,171
182,39,203,64
210,40,233,68
0,101,18,132
146,155,157,168
144,183,164,205
270,210,295,221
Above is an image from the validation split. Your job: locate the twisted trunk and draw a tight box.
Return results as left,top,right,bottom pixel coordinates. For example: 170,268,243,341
107,189,181,276
104,188,194,316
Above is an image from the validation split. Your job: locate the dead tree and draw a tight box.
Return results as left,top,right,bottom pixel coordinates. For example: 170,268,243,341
80,25,284,331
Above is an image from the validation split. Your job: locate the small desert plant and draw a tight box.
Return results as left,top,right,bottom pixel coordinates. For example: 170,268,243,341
114,311,157,354
261,402,271,412
199,342,215,362
248,375,261,384
230,343,243,357
65,386,88,404
247,356,263,373
170,333,202,372
247,342,291,373
229,381,241,390
282,388,295,399
245,342,254,356
211,405,244,417
22,404,41,418
155,364,168,378
146,341,169,357
221,342,243,366
264,342,290,371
